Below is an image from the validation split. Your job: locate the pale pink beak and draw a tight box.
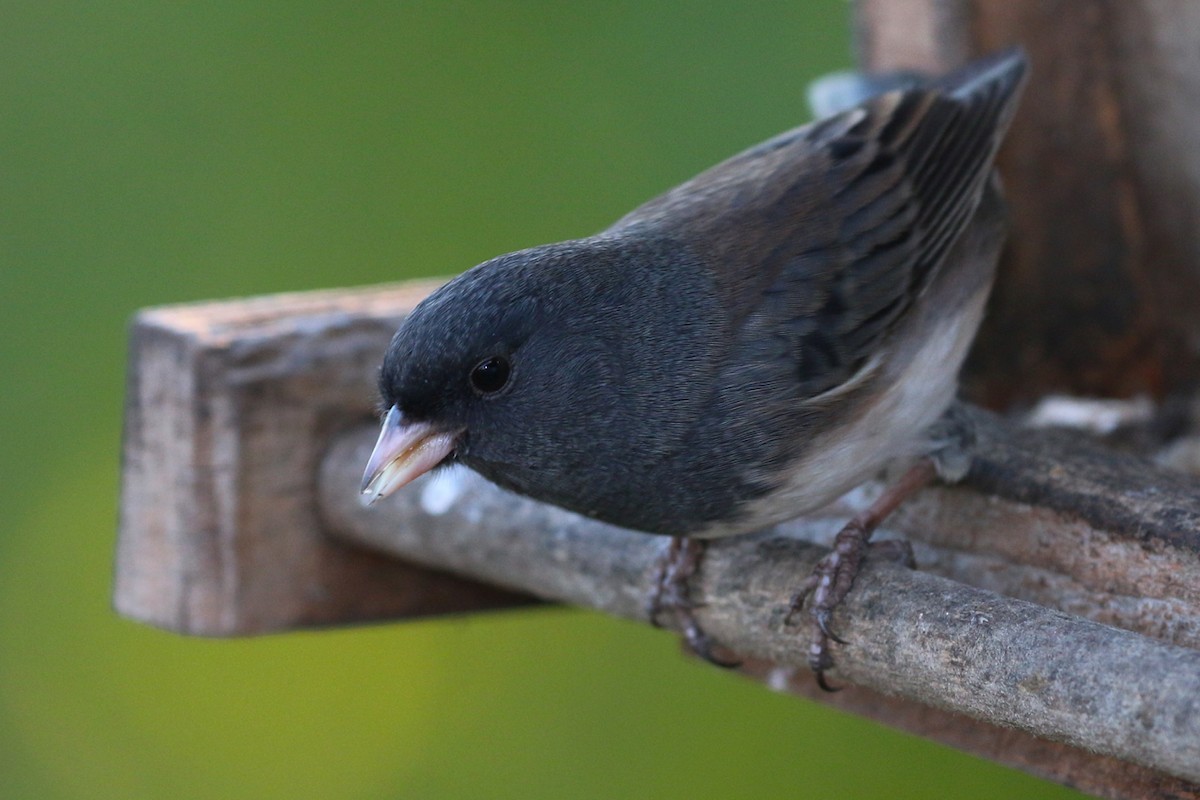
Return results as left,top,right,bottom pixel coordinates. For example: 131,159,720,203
359,405,459,504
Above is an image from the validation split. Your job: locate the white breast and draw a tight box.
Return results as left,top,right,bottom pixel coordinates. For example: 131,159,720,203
693,283,991,539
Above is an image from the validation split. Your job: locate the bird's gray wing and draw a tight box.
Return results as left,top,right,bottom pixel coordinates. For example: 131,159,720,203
614,49,1027,398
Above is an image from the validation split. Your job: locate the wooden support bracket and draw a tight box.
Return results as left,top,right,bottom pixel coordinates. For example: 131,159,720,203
115,281,536,636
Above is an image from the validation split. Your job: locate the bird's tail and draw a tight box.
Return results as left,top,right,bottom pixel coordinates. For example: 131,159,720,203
808,47,1028,126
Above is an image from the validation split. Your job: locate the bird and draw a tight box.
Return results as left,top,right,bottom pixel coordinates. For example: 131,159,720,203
360,48,1028,687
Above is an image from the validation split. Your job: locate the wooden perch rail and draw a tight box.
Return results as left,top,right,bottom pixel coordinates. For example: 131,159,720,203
116,282,1200,799
321,422,1200,786
319,409,1200,795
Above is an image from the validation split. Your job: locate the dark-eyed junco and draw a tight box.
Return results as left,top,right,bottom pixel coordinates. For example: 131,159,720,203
361,49,1028,685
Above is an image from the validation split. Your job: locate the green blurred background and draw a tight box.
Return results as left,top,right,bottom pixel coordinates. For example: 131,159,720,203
0,3,1084,798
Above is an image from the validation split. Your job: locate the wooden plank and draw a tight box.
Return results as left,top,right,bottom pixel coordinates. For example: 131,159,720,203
318,418,1200,791
115,281,536,636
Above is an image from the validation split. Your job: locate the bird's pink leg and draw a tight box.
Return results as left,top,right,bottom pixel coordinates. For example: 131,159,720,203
646,536,740,668
789,458,936,691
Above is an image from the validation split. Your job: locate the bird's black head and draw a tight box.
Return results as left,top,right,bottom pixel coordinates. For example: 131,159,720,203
378,250,542,431
360,232,725,531
364,238,648,503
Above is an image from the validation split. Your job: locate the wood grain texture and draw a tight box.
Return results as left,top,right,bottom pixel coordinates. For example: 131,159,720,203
115,281,535,636
736,657,1200,800
319,421,1200,788
853,0,1200,404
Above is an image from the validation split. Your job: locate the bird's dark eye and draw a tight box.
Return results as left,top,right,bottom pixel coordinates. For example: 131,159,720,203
469,356,511,395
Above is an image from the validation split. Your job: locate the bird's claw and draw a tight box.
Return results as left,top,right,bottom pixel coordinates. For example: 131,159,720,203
790,517,895,689
793,530,918,688
648,537,742,668
684,621,742,669
814,608,847,645
815,671,842,693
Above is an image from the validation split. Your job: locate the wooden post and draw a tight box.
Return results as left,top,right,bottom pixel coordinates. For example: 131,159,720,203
855,0,1200,405
115,282,536,636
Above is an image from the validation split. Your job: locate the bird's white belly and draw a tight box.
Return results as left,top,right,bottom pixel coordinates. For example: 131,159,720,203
694,284,990,539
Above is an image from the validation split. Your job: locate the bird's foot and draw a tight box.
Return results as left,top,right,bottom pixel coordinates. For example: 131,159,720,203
787,459,935,691
787,532,915,691
647,537,741,668
926,401,977,484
